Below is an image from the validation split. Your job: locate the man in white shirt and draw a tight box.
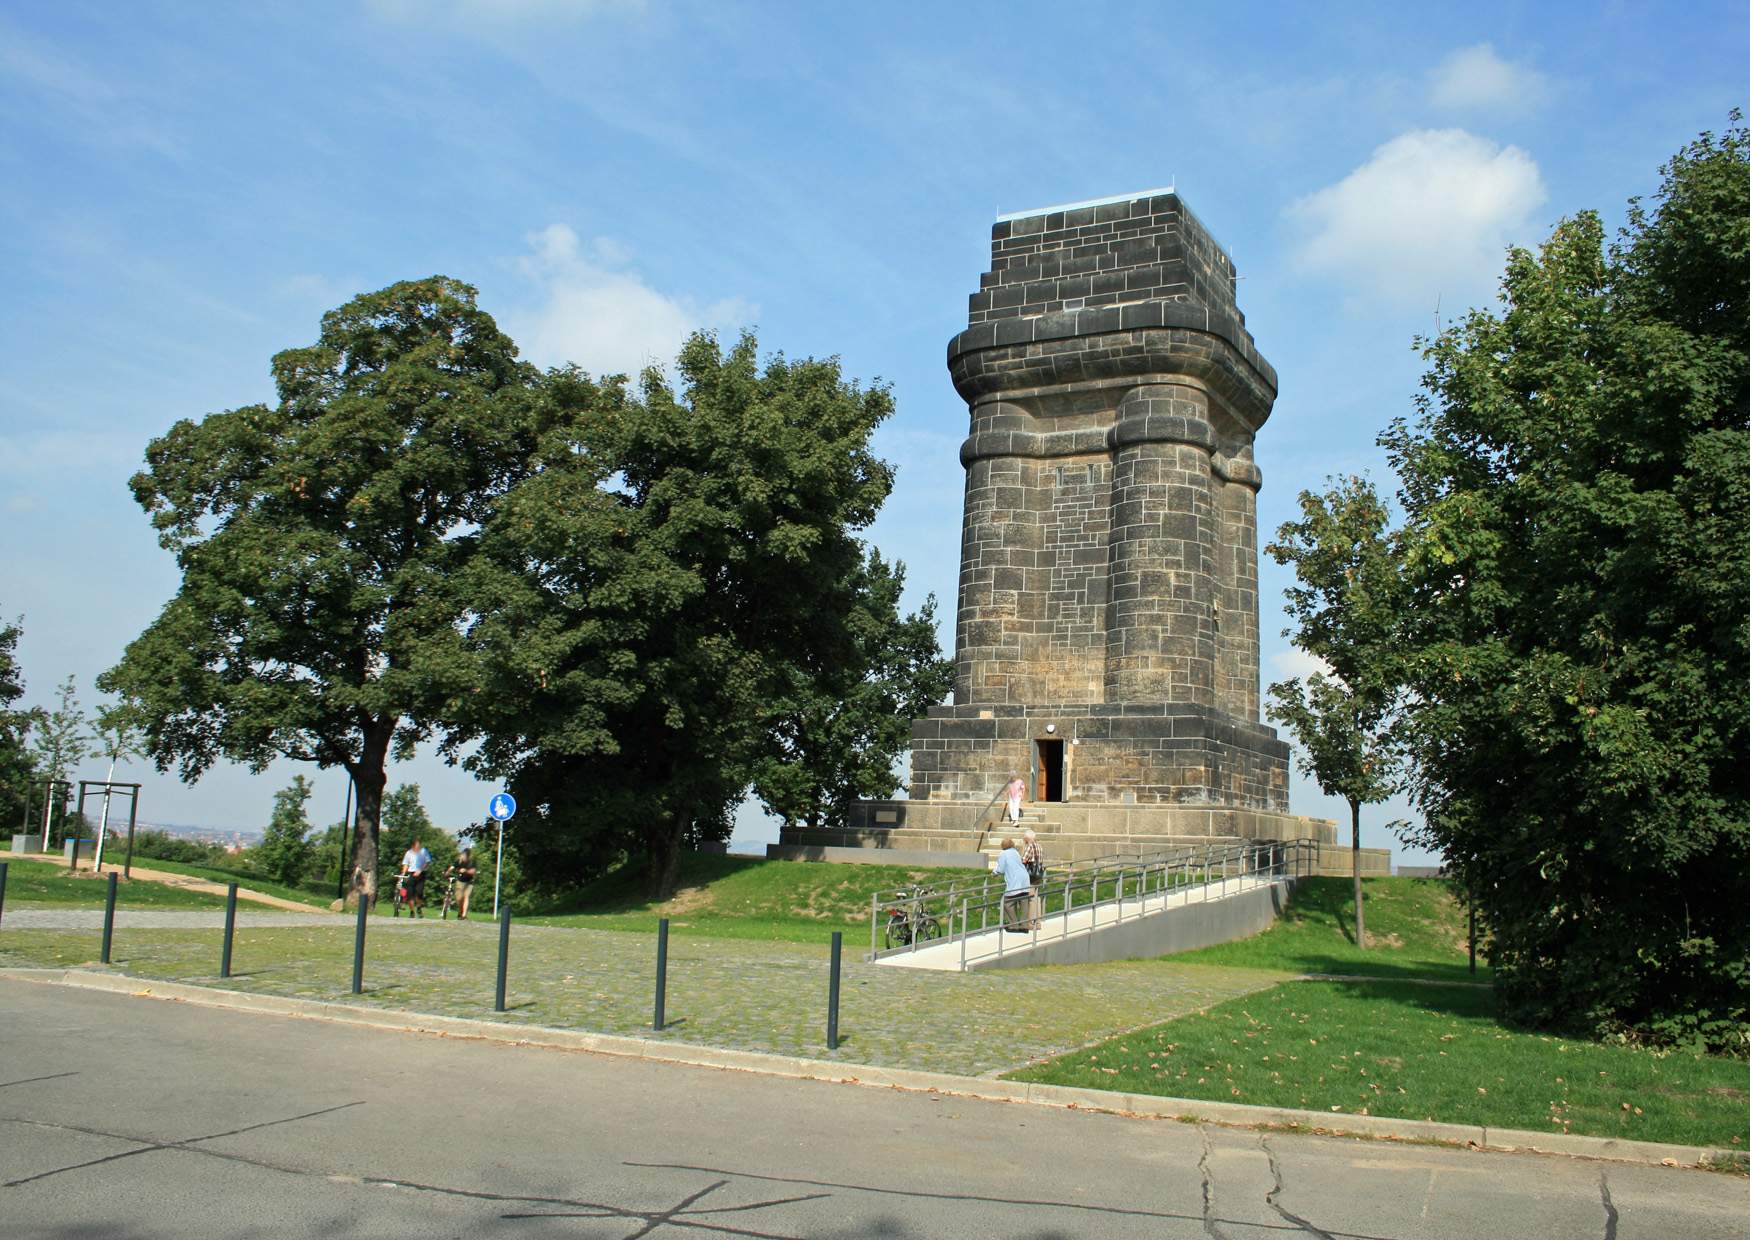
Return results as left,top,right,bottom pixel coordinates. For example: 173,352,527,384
399,840,432,917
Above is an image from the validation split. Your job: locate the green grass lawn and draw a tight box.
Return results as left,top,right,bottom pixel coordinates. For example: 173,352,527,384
522,853,985,943
1011,876,1750,1149
1006,977,1750,1150
1172,875,1486,982
1,857,228,910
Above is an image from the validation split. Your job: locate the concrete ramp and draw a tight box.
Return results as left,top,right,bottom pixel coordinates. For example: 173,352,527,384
872,839,1314,973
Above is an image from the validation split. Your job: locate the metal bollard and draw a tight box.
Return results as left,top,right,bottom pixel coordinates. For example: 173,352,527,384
827,931,842,1050
0,860,8,928
100,872,118,964
220,883,238,979
494,906,512,1012
653,917,669,1030
351,893,368,994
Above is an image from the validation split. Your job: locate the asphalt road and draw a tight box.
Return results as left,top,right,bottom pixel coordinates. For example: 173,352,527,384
1,981,1745,1239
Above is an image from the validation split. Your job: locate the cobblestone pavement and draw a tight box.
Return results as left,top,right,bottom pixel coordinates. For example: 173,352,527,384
0,914,1284,1076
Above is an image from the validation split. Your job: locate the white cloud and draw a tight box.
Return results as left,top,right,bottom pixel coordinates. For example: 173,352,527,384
1268,647,1333,683
508,224,755,376
1430,44,1550,113
1288,129,1546,306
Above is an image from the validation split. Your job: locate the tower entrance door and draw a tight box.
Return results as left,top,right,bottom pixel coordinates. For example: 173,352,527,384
1035,739,1065,803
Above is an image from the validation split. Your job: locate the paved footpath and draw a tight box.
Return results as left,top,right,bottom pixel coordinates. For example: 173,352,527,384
2,909,340,930
3,980,1746,1239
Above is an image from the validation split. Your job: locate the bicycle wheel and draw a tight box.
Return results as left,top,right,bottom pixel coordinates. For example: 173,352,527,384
883,919,910,950
392,890,405,917
916,915,943,942
441,887,453,919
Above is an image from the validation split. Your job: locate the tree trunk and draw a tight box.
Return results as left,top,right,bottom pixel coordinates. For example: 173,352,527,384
345,721,394,907
1350,797,1366,949
647,815,685,901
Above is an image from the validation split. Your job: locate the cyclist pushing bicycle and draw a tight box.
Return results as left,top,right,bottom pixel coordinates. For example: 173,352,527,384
397,839,432,918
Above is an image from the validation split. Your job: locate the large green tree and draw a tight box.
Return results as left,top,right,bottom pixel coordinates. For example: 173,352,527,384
101,277,543,903
1266,476,1405,950
1385,117,1750,1050
455,332,899,897
752,550,952,830
0,615,41,832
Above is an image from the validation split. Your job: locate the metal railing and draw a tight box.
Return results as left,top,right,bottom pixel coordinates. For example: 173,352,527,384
969,773,1022,856
867,838,1319,965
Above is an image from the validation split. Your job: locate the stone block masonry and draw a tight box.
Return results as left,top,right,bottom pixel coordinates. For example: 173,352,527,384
781,190,1360,869
915,190,1289,812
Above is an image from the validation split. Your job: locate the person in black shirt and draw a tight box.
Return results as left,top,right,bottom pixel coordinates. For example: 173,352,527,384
448,848,479,920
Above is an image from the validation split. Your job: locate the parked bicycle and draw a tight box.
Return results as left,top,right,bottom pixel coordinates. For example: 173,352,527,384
883,886,944,950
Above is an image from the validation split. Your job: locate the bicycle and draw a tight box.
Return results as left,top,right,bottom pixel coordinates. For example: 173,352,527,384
883,886,943,950
438,871,459,919
391,869,428,917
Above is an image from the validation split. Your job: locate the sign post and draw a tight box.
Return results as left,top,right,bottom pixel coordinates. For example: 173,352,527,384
487,792,517,920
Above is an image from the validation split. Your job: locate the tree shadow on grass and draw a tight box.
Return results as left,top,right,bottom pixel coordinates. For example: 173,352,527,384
1315,974,1501,1024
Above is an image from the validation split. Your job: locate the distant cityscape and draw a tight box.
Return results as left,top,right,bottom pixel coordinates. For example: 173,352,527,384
134,821,262,850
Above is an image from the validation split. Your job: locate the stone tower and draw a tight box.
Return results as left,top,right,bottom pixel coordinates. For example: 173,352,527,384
790,189,1351,860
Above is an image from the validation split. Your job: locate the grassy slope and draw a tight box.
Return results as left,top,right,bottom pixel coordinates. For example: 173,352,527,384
1172,876,1486,982
2,858,227,910
111,856,337,909
1009,877,1750,1148
1007,977,1749,1148
523,853,984,942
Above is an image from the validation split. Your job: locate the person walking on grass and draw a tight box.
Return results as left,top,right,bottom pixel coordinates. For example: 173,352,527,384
1003,775,1026,824
448,847,478,920
399,839,432,918
997,838,1032,932
1020,828,1044,929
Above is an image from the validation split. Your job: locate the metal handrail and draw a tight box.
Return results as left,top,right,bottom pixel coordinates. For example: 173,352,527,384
970,773,1021,856
867,838,1318,963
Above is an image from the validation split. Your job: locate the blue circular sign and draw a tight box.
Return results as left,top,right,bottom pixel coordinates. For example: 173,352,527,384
488,792,517,822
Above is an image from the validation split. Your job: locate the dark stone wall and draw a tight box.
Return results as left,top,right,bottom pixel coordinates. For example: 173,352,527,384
915,191,1288,812
970,193,1241,326
908,703,1290,811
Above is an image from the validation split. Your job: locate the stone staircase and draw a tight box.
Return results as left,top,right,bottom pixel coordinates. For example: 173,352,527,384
783,805,1249,866
776,801,1391,876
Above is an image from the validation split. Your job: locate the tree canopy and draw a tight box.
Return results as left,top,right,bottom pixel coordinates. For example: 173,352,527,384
1385,116,1750,1051
0,615,41,832
452,332,909,896
101,276,544,901
107,281,943,904
751,549,952,831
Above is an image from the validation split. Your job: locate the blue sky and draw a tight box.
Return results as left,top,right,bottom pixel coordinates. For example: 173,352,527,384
3,1,1745,859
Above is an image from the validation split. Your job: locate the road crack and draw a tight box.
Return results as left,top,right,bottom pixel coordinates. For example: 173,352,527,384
1260,1135,1337,1240
1198,1125,1226,1238
1598,1167,1619,1240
